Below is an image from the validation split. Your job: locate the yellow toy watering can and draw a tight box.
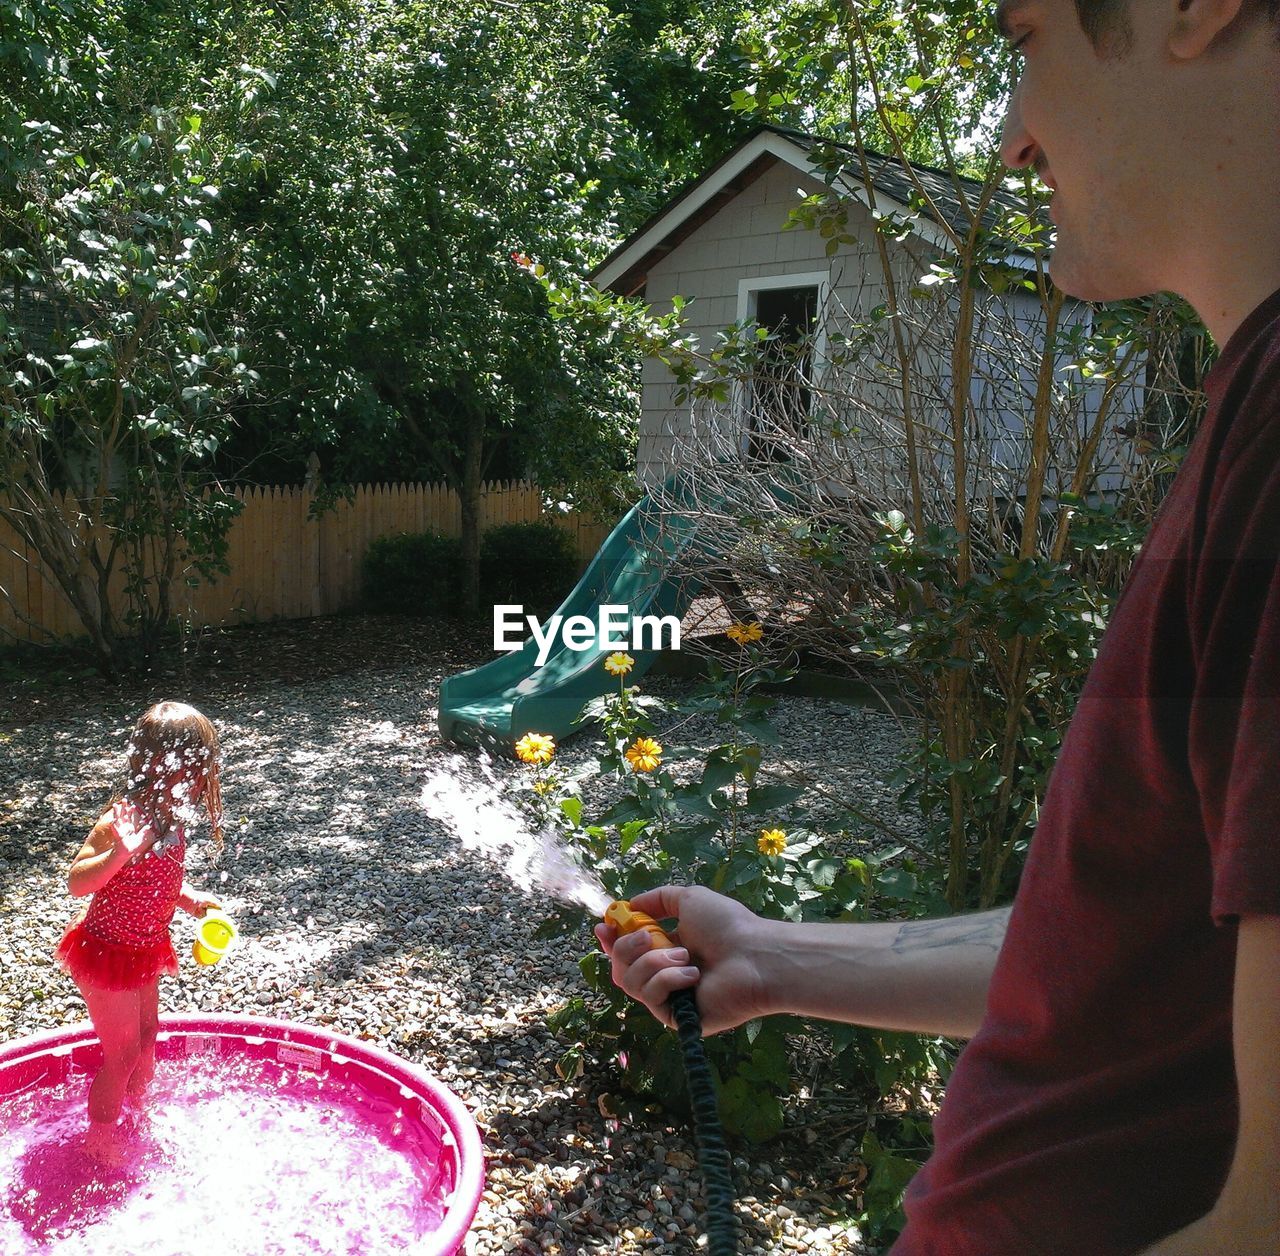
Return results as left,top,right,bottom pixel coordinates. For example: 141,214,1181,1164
193,908,239,966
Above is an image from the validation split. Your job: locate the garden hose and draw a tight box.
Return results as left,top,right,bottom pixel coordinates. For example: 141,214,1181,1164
604,901,740,1256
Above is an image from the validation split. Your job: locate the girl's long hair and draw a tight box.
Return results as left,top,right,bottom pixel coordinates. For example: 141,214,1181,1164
121,701,224,854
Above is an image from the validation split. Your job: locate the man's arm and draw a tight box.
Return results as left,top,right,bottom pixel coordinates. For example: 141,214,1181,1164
1136,914,1280,1254
760,908,1010,1039
598,885,1009,1041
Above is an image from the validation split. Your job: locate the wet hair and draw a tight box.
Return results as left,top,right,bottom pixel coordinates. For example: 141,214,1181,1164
123,701,224,852
1073,0,1280,51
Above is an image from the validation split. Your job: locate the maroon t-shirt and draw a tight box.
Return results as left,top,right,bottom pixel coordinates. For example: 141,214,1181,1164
892,285,1280,1256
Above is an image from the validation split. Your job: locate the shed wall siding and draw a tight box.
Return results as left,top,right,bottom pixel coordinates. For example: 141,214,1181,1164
638,162,897,486
631,158,1145,499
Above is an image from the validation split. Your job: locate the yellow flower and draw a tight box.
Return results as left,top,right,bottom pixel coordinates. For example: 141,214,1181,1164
624,736,663,774
532,779,556,796
726,621,764,646
604,652,635,677
514,732,556,766
757,828,787,857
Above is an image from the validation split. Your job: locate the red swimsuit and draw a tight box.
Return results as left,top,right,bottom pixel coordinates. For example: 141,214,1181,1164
54,802,187,992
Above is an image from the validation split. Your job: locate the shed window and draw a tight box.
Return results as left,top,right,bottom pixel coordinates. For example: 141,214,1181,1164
746,284,818,461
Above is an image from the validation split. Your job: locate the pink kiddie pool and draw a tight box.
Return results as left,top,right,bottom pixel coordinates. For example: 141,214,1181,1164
0,1014,484,1255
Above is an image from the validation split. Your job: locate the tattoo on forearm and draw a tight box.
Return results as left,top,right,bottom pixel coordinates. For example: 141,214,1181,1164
890,910,1010,955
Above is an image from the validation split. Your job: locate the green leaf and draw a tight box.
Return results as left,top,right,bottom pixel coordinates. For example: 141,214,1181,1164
599,796,646,825
737,718,781,746
737,743,763,784
618,819,648,854
743,784,803,815
738,1026,791,1089
699,752,738,793
722,853,761,890
859,1131,921,1234
578,951,610,991
874,868,918,900
804,857,843,888
719,1077,784,1142
671,783,726,819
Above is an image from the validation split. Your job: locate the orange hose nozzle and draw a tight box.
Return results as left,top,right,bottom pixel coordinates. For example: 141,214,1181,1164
604,900,676,949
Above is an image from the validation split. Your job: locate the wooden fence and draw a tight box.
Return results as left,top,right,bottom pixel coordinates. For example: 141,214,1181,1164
0,480,617,644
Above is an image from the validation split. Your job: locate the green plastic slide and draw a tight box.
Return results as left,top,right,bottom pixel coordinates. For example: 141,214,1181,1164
437,491,705,749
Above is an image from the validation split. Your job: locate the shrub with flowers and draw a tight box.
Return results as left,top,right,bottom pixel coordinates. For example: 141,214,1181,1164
514,732,556,766
513,624,953,1189
623,735,663,773
603,651,634,677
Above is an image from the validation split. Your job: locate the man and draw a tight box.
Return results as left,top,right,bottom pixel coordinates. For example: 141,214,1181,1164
597,0,1280,1250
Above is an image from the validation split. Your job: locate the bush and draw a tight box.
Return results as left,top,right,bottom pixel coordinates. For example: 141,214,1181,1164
481,520,579,615
516,640,953,1246
852,500,1142,908
362,532,463,615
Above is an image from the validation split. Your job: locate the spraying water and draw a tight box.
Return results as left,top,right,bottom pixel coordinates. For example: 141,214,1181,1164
420,752,610,916
423,750,742,1253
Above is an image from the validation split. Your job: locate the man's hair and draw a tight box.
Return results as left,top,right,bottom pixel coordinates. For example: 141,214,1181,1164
1072,0,1131,48
1073,0,1280,50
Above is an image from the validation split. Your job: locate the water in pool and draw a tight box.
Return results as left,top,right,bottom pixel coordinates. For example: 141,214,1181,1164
0,1053,449,1254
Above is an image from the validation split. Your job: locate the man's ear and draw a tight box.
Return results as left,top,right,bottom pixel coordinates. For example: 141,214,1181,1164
1168,0,1249,58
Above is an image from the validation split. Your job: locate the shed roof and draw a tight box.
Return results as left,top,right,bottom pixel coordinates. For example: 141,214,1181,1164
590,124,1047,297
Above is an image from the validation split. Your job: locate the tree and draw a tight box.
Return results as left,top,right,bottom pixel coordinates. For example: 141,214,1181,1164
208,0,656,614
594,0,753,226
722,0,1209,908
1,0,257,667
538,0,1209,909
7,0,724,645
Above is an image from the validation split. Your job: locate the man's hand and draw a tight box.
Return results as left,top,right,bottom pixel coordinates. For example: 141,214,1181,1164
594,886,776,1034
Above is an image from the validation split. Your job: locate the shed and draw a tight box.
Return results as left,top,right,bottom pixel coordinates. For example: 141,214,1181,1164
590,124,1143,506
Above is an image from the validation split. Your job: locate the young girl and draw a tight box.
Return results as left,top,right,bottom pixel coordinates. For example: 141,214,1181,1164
54,701,226,1164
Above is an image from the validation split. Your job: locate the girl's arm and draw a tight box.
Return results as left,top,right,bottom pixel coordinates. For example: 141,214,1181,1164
67,811,156,897
177,883,222,916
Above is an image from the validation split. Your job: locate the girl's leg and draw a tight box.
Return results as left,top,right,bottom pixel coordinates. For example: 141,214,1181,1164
126,979,161,1102
78,980,142,1161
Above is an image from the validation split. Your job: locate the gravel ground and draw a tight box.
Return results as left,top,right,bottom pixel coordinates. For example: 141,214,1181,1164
0,615,918,1255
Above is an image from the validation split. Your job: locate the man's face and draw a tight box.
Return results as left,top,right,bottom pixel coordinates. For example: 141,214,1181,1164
997,0,1179,301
